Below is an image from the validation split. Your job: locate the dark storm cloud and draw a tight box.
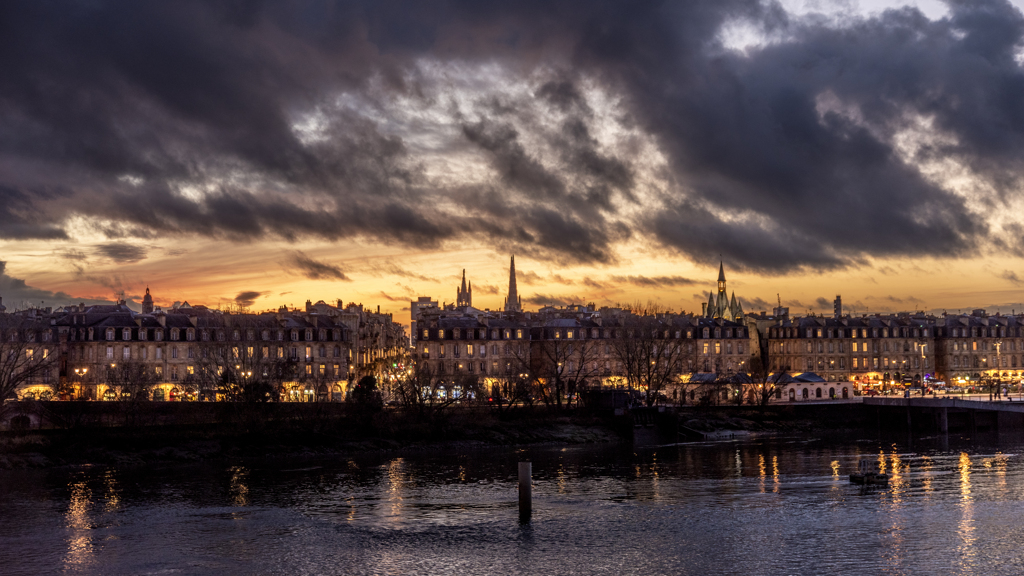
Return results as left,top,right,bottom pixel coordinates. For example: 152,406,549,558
96,243,147,264
288,252,349,280
0,0,1021,270
234,291,264,307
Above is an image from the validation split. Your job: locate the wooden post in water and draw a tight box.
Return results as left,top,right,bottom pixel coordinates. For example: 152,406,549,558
519,461,532,523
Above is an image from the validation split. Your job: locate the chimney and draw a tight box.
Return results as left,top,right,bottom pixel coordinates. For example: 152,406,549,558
702,302,707,316
834,295,842,319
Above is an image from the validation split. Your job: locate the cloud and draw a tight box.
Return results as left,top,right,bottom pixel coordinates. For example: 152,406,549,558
518,270,544,285
96,243,147,264
0,0,1019,272
1000,270,1024,286
738,296,772,311
378,292,406,302
365,263,434,282
0,261,109,309
288,252,349,281
234,291,263,307
610,275,697,288
523,293,582,306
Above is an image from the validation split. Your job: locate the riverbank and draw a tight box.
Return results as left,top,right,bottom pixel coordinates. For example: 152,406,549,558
0,409,625,470
0,401,876,470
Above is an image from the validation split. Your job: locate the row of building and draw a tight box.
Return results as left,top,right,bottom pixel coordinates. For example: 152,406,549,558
5,289,407,401
4,257,1023,403
410,259,1024,394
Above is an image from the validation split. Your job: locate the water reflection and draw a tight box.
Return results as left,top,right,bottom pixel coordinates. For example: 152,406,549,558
64,477,94,571
229,465,249,507
10,437,1024,575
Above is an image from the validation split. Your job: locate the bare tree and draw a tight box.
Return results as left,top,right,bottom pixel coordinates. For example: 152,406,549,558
104,360,160,401
611,305,685,407
534,336,602,410
392,362,470,416
743,346,791,408
0,315,59,403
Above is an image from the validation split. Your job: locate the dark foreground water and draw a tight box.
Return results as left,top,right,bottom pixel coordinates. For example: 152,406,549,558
3,434,1024,575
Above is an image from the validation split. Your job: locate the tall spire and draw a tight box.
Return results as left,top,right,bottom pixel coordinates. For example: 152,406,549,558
717,261,726,294
505,255,521,313
456,269,472,307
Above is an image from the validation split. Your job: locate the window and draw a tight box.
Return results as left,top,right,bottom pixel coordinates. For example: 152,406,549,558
156,347,163,359
467,345,474,357
423,329,429,339
106,328,115,341
171,328,180,341
156,330,163,341
187,329,195,341
305,346,312,360
703,342,709,354
139,329,147,341
123,346,130,360
516,329,523,339
440,329,446,339
715,342,721,354
106,346,114,359
171,347,178,359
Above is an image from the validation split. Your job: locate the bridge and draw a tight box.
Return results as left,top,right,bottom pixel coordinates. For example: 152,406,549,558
864,397,1024,434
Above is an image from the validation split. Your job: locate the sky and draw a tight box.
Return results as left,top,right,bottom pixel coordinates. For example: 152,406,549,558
4,0,1024,325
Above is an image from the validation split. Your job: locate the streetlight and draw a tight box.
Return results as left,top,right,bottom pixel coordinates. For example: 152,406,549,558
74,367,88,400
995,340,1003,399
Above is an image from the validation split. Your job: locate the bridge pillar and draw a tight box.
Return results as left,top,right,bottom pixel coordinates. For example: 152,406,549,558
939,408,948,434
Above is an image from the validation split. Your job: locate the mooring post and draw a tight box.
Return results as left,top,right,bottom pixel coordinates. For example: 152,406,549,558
519,461,532,523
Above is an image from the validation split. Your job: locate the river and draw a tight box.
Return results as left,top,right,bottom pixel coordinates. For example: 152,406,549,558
2,434,1024,575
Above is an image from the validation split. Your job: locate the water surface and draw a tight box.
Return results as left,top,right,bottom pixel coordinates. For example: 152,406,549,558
3,434,1024,575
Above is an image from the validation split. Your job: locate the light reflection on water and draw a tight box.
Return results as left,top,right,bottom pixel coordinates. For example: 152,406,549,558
7,436,1024,574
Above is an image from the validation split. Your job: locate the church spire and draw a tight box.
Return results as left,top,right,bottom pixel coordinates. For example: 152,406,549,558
505,255,521,313
456,269,472,307
717,261,726,293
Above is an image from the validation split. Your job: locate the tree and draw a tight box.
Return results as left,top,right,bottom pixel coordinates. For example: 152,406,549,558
744,352,791,408
533,336,602,410
611,306,685,407
0,314,59,403
351,375,382,407
104,360,160,401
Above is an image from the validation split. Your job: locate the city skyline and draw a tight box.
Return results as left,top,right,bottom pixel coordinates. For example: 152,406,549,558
5,0,1024,325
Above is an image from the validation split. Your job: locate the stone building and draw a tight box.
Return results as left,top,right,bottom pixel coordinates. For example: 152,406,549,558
5,290,406,402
